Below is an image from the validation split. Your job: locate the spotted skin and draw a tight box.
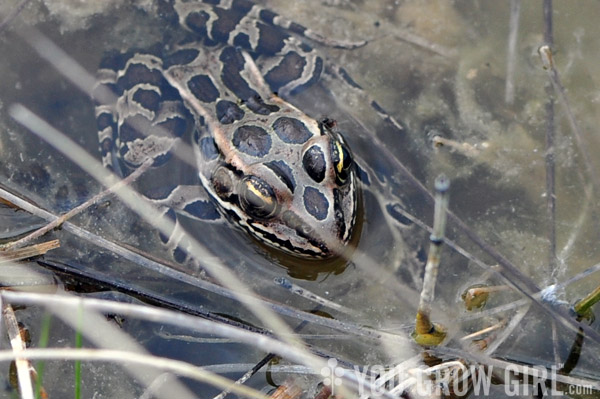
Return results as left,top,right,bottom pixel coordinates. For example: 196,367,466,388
94,2,360,260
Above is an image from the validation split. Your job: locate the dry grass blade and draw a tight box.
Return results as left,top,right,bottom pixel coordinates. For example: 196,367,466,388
274,277,353,315
0,348,271,399
541,0,560,363
0,239,60,263
483,305,529,355
3,303,34,399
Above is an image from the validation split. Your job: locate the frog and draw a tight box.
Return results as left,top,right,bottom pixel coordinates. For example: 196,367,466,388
93,0,374,261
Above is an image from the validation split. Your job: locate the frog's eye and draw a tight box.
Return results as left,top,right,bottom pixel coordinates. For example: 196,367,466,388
330,138,353,185
238,175,278,219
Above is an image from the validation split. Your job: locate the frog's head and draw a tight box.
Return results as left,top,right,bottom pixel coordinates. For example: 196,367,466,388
202,109,358,259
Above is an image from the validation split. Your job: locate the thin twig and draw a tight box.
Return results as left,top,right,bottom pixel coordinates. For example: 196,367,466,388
543,0,554,47
505,0,521,104
542,0,557,277
484,305,529,355
539,45,600,198
212,354,276,399
544,90,557,273
460,319,507,341
551,322,560,365
542,2,559,362
213,304,323,399
0,0,31,34
573,285,600,319
2,159,152,251
274,277,353,315
140,373,180,399
392,27,458,58
418,175,450,317
559,327,585,375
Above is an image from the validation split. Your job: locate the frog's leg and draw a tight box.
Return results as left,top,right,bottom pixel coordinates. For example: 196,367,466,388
165,0,406,132
162,0,325,97
94,50,222,265
148,184,220,222
94,50,190,177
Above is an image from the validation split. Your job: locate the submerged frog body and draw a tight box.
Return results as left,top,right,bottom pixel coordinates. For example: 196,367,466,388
94,0,358,259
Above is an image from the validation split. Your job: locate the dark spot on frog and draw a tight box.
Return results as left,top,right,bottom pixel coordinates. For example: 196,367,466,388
184,199,220,220
246,95,279,115
210,0,253,44
303,186,329,221
302,145,326,183
187,74,220,103
272,117,312,144
232,125,272,157
216,100,244,124
264,51,306,92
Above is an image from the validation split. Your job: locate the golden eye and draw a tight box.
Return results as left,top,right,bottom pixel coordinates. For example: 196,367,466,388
330,139,353,185
238,175,278,219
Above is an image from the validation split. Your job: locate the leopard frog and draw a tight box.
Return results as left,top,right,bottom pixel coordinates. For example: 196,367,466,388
94,0,358,260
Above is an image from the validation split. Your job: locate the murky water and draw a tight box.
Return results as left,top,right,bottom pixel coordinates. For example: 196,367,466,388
0,0,599,397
